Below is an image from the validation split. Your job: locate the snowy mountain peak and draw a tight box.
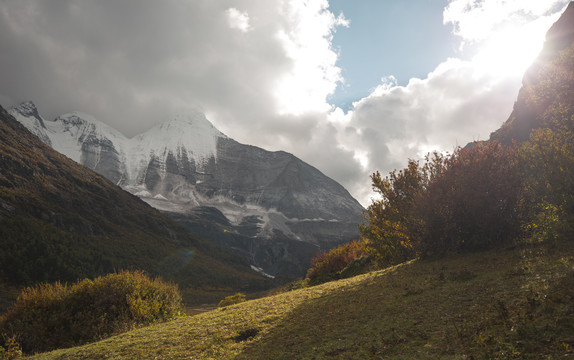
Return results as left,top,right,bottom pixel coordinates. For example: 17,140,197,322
153,111,227,139
9,102,227,184
130,111,226,171
8,101,52,146
10,101,42,120
43,111,127,164
54,112,126,141
52,112,99,128
9,101,364,278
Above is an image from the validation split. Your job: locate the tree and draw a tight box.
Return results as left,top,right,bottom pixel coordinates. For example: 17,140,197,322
520,123,574,239
361,143,525,263
359,160,427,266
419,142,524,254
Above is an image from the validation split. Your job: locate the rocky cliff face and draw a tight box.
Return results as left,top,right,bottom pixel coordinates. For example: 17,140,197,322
10,103,364,277
491,2,574,144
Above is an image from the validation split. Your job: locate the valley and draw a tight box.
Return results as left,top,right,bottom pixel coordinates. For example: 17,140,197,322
1,2,574,359
9,103,363,279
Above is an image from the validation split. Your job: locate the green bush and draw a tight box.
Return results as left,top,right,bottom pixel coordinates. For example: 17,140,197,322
360,159,429,266
305,239,371,285
0,270,183,354
218,293,247,308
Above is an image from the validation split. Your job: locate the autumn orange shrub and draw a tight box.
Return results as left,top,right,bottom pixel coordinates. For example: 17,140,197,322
0,271,183,354
360,142,526,264
305,239,370,285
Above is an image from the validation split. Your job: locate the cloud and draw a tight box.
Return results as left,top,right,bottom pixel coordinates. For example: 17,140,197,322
325,0,570,205
444,0,568,43
273,1,348,115
0,0,570,208
0,0,344,137
226,8,251,32
323,58,522,204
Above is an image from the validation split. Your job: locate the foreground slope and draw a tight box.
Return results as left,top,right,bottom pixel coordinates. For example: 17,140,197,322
0,105,270,308
32,239,574,359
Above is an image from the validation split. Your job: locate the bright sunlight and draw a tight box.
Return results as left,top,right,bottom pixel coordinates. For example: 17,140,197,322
473,20,549,78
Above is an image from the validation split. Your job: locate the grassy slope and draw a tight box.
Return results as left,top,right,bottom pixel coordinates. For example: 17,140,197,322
32,238,574,359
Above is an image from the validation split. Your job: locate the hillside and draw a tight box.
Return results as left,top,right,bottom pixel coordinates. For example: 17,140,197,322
0,105,271,309
31,238,574,359
491,2,574,144
5,3,574,359
10,102,364,278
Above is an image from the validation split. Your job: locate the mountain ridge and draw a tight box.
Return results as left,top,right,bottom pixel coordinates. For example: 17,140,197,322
10,102,363,277
0,104,271,308
490,1,574,144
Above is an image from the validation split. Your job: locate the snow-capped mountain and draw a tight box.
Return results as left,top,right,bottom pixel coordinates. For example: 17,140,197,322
10,101,363,277
8,101,52,146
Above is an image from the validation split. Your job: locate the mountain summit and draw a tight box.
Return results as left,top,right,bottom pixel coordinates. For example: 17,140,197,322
10,104,364,277
491,1,574,143
0,104,269,308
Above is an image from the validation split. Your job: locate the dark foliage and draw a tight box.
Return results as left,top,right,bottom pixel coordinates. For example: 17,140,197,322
419,142,525,255
360,142,526,264
520,124,574,240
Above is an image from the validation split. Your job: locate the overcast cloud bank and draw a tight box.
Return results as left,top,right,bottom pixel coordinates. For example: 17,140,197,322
0,0,569,205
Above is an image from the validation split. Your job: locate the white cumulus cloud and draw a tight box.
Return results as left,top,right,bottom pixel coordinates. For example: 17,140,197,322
444,0,567,42
226,8,251,32
273,0,348,115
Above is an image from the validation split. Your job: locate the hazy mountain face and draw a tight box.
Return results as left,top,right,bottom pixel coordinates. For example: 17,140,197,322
10,102,363,277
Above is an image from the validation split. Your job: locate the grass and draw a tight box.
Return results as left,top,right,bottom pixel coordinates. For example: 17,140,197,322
30,238,574,359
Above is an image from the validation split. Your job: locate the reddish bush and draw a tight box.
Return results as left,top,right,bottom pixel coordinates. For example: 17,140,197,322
419,142,524,254
305,239,370,285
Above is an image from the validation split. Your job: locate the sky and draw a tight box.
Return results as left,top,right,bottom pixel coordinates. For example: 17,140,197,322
0,0,570,206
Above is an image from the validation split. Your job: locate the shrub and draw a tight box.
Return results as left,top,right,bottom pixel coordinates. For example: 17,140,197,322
218,293,247,308
0,337,23,360
419,142,525,254
0,270,183,354
360,154,445,265
362,143,526,261
520,126,574,238
305,239,371,285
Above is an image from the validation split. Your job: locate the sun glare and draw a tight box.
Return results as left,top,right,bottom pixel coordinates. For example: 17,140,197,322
472,10,564,79
473,23,545,78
